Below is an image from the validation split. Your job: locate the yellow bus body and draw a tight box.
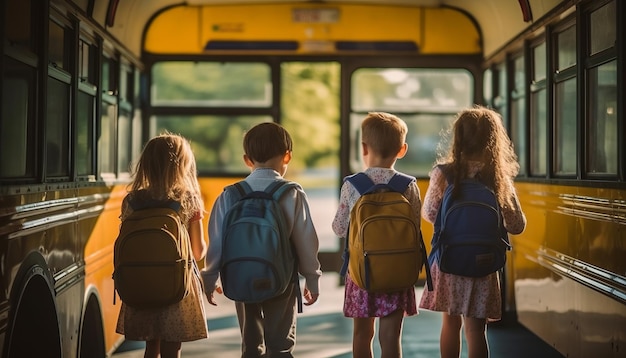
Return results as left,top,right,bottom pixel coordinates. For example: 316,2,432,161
145,4,480,55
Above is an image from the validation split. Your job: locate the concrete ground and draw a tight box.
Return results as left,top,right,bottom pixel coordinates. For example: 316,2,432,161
112,272,564,358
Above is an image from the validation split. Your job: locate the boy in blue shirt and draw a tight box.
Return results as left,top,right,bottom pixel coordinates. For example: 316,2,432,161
202,122,322,357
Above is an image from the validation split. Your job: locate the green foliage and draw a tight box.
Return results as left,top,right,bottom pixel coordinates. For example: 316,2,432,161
152,61,340,177
281,62,340,172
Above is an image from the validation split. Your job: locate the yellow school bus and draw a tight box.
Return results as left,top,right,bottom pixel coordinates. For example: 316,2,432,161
1,1,624,357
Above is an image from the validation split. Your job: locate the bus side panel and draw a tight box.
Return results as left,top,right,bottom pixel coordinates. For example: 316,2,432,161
511,182,626,358
81,184,127,354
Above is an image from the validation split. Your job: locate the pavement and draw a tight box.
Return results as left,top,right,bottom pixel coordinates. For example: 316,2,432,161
112,272,564,358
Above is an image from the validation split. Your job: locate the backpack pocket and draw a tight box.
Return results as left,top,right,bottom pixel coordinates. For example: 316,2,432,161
354,248,420,292
437,235,508,277
221,218,294,303
221,258,283,303
115,259,187,308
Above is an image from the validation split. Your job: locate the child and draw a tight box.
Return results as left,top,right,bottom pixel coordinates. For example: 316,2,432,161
419,105,527,358
115,133,208,358
201,122,322,357
332,112,421,358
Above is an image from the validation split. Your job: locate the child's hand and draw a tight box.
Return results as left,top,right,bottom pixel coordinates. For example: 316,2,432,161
206,285,223,306
302,287,319,306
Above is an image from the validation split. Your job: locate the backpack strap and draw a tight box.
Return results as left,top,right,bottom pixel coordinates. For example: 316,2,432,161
232,181,253,198
267,180,304,313
388,173,434,291
340,174,372,278
419,229,434,291
129,197,181,212
265,180,297,201
346,172,415,195
387,172,415,193
344,172,375,195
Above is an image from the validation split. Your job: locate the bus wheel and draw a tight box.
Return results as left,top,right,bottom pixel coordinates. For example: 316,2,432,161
79,295,106,358
6,267,62,358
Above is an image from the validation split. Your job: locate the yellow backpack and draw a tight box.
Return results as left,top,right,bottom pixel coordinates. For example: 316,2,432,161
340,173,431,293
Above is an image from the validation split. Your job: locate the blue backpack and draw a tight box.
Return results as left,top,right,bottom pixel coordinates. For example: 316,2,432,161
220,180,302,310
431,173,512,277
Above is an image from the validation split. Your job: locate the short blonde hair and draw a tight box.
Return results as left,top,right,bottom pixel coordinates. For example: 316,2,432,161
361,112,407,159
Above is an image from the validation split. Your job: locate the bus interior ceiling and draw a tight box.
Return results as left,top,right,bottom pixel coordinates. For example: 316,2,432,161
104,0,552,61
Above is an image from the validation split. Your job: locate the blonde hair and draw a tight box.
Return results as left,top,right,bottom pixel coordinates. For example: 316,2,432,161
129,132,203,221
438,105,519,208
361,112,408,159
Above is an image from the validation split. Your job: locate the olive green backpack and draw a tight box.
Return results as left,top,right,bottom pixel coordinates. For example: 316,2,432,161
113,200,194,309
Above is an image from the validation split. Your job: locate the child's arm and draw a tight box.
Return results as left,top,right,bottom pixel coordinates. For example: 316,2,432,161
331,182,352,238
422,167,446,224
287,186,322,297
201,192,231,304
188,217,206,261
502,180,527,235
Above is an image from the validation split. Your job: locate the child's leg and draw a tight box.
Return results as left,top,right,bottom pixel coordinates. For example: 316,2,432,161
378,309,404,358
159,341,182,358
143,340,159,358
235,301,266,357
353,317,375,358
463,316,488,358
440,313,463,358
259,283,297,357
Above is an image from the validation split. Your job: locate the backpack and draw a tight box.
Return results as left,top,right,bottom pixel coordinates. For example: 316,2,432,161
113,199,194,309
220,180,302,309
340,172,431,293
431,172,512,277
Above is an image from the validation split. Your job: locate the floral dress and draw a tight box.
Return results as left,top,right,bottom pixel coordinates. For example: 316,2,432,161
418,162,526,321
115,196,208,342
332,167,421,318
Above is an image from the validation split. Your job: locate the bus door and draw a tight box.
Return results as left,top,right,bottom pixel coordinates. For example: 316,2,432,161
279,61,342,273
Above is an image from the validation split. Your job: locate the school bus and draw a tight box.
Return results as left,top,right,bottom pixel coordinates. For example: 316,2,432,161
1,0,624,357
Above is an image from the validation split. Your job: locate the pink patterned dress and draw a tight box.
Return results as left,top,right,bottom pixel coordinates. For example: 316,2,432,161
418,162,526,321
332,167,421,318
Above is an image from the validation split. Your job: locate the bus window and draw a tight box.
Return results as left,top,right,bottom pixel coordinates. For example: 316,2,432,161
510,54,526,175
586,1,617,176
118,65,134,177
1,57,36,178
151,115,272,174
530,41,547,177
46,74,70,177
494,62,508,129
4,0,33,54
281,61,340,252
554,24,577,176
483,68,492,107
350,68,473,176
586,60,617,175
151,62,271,107
76,90,95,177
352,68,472,113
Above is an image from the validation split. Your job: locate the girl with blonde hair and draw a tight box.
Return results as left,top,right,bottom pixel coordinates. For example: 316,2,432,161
116,132,208,358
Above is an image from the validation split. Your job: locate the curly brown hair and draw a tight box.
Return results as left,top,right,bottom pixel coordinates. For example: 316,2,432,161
437,105,520,208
